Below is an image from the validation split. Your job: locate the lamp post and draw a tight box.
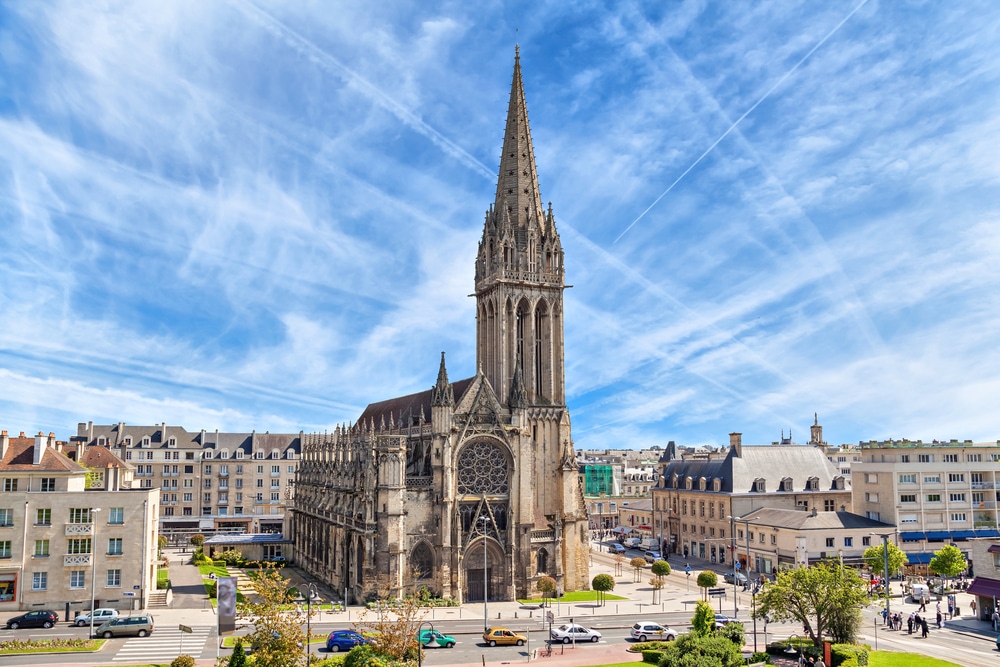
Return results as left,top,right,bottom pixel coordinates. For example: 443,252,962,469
89,507,101,639
784,634,802,665
417,621,435,667
871,532,896,625
479,516,491,632
738,516,757,652
726,515,738,618
305,583,318,664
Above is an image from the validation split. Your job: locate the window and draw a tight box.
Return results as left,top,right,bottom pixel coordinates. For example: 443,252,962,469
40,478,55,492
0,541,10,558
109,507,124,524
770,534,776,545
924,475,941,484
271,465,280,474
950,493,966,502
0,509,11,527
218,507,228,515
183,493,192,502
758,532,765,543
844,537,853,547
184,465,194,474
69,508,92,524
107,538,123,555
862,536,871,546
183,507,192,516
270,492,280,501
271,450,279,459
288,466,294,473
68,538,92,554
183,479,193,488
865,492,879,502
30,539,49,559
866,511,881,521
107,569,121,587
951,512,967,522
900,455,909,463
900,494,917,503
257,465,264,474
163,507,174,516
899,474,916,484
32,572,47,590
236,465,243,475
235,479,243,489
918,454,932,463
202,507,212,516
204,465,212,475
70,570,85,589
926,494,941,502
943,454,958,463
235,492,242,502
972,473,985,485
186,452,195,460
968,453,982,462
236,450,244,459
2,479,17,492
900,513,918,523
256,479,263,488
204,493,212,504
235,506,243,514
865,473,878,484
824,499,835,511
826,538,835,547
204,479,212,489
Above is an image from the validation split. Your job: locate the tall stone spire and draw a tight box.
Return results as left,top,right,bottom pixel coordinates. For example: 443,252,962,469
431,351,454,407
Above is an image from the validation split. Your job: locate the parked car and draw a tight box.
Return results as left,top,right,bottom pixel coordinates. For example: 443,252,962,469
610,543,626,554
94,614,154,638
417,629,456,648
643,550,662,563
75,608,119,627
483,627,526,646
6,610,58,629
624,537,642,549
629,622,677,642
550,623,601,644
714,614,738,629
326,630,368,652
723,572,747,585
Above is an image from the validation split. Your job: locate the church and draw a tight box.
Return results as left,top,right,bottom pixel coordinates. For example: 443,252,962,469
291,50,591,603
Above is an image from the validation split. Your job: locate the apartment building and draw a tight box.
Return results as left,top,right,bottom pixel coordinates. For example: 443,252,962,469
73,423,301,542
0,431,158,614
851,439,1000,565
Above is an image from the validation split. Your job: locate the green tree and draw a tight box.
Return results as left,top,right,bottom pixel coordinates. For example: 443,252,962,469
190,533,206,548
592,573,615,606
691,600,715,635
228,640,248,667
650,560,671,604
659,631,743,667
929,544,968,587
696,570,718,600
237,565,306,667
630,557,647,583
719,620,744,645
157,535,167,555
355,574,427,663
863,541,908,580
755,562,867,647
536,576,557,606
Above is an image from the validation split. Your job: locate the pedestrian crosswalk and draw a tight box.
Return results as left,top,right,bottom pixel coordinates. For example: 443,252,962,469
112,624,215,662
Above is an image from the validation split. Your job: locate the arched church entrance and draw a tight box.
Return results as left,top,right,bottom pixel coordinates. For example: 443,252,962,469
464,538,504,602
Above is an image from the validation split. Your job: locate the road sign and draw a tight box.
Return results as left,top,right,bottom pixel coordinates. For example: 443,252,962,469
735,561,741,570
133,585,141,589
685,565,691,575
708,587,727,598
123,592,135,597
179,624,192,633
546,611,554,624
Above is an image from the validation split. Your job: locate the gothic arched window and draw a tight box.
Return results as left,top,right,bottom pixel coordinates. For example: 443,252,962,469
411,542,433,580
536,548,549,574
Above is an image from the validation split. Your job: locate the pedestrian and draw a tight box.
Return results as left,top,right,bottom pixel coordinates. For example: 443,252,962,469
921,618,929,638
948,600,954,619
907,612,913,634
919,597,927,612
881,608,888,625
797,654,806,667
970,598,977,617
936,610,942,628
993,608,999,631
815,657,826,667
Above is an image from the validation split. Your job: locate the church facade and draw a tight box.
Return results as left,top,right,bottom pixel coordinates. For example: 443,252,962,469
291,51,590,603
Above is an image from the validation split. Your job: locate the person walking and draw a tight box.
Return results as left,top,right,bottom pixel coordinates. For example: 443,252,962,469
970,598,977,617
936,609,943,628
907,612,914,634
815,657,827,667
921,617,929,638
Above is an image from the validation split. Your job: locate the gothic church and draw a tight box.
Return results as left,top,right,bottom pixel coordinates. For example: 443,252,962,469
292,50,590,603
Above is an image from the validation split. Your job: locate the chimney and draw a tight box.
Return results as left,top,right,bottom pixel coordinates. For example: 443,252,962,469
33,431,47,465
0,430,8,460
811,506,818,517
729,432,742,457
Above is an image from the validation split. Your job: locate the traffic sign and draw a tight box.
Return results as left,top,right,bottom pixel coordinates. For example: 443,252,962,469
735,561,741,570
708,587,726,598
179,624,192,633
685,565,691,575
123,592,135,597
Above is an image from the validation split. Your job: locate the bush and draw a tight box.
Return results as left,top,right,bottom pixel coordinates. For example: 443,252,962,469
171,655,196,667
831,644,869,666
313,657,347,667
641,649,664,663
205,580,217,599
749,653,771,664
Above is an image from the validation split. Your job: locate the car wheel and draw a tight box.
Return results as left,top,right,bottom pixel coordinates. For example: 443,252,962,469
516,639,524,646
76,620,85,627
103,631,113,639
9,622,18,630
666,634,676,642
639,634,648,642
563,637,571,645
489,640,497,647
446,642,455,648
331,645,341,652
591,635,599,643
138,630,148,637
43,621,53,629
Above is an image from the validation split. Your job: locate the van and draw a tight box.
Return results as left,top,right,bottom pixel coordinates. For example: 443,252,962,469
94,614,155,638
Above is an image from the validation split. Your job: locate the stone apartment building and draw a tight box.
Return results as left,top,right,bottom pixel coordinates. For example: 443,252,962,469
653,435,851,567
73,423,301,541
0,431,159,614
851,439,1000,566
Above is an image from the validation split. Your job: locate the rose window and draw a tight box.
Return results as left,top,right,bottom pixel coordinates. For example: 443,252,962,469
457,441,509,495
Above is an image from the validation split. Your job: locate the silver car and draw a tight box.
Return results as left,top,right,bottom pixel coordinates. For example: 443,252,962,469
94,614,154,638
550,623,601,644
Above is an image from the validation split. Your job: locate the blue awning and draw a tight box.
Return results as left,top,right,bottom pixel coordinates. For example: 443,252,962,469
925,531,951,541
950,530,977,540
976,529,1000,538
906,552,933,564
899,531,926,542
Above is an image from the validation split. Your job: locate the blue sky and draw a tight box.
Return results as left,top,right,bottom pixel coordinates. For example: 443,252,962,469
2,1,999,450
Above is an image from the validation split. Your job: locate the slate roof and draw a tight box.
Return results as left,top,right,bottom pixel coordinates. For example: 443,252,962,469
742,507,895,530
357,377,475,428
204,533,291,545
0,436,86,473
661,444,843,493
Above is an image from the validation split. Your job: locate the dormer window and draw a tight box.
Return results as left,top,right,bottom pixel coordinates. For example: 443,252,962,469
254,451,264,460
235,450,244,460
123,437,132,446
203,451,213,460
270,450,279,459
141,437,151,448
220,449,229,459
685,476,693,490
806,477,819,491
753,478,766,493
167,437,177,449
713,478,722,492
780,477,793,492
286,450,295,460
97,437,107,446
699,477,707,491
833,476,846,490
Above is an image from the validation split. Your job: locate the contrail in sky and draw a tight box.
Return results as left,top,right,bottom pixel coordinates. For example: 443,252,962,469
613,0,871,245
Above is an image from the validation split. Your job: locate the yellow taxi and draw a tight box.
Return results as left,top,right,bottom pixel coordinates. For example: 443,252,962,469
483,627,527,646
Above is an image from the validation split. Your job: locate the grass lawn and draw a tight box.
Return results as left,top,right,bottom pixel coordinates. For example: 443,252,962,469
519,590,627,604
868,652,964,667
156,568,169,589
197,562,231,578
0,639,105,655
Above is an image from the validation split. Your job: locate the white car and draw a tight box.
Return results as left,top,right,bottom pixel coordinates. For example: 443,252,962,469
75,608,119,627
629,622,678,642
550,623,601,644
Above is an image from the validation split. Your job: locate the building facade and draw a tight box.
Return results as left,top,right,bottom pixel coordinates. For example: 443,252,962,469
73,423,301,541
292,51,590,604
0,431,159,614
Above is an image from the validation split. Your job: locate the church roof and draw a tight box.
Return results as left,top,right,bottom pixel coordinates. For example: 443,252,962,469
358,377,475,428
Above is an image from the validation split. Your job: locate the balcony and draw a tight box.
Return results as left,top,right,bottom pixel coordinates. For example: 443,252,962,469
65,523,94,536
64,553,92,566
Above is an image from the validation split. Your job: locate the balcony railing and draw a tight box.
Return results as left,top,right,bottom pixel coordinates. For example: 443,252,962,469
64,553,92,566
65,523,94,536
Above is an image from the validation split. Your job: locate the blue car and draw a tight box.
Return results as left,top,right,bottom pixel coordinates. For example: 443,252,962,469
326,630,368,652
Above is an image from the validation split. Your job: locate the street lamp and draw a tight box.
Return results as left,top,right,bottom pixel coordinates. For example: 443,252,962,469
478,516,491,632
89,507,101,639
417,621,435,667
870,532,897,625
296,583,319,665
735,516,758,652
784,634,802,664
726,515,738,619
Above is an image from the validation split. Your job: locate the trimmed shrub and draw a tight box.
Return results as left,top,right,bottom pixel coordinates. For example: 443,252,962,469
831,644,869,666
749,651,770,664
171,655,196,667
641,649,665,663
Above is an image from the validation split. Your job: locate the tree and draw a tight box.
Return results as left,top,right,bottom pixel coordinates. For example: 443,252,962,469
696,570,718,600
355,575,427,663
157,535,167,556
237,565,306,667
650,560,671,603
659,631,744,667
630,558,647,583
929,544,968,588
592,573,615,606
536,576,557,606
190,534,206,548
228,640,248,667
755,562,868,646
863,541,908,580
614,552,625,576
719,620,744,646
691,600,716,635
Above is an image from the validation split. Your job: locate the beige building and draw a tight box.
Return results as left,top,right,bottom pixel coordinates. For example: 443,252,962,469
654,435,851,568
72,423,301,541
967,537,1000,620
851,439,1000,565
292,50,589,604
0,431,159,614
